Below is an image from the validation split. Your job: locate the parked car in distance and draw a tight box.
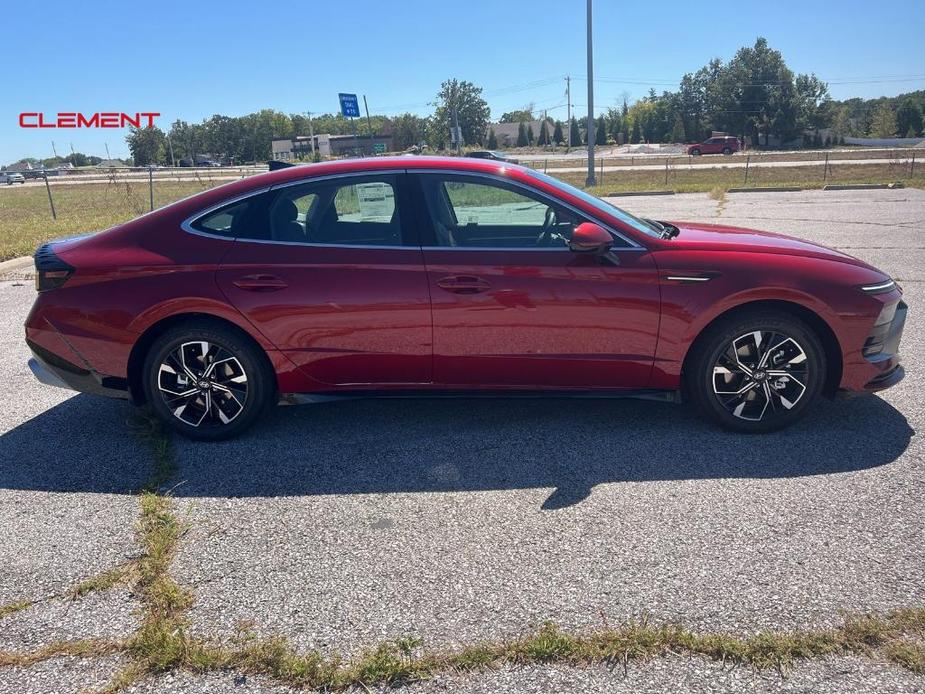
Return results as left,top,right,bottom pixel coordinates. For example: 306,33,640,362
687,136,741,156
197,160,221,167
0,172,26,185
468,150,519,164
26,156,906,440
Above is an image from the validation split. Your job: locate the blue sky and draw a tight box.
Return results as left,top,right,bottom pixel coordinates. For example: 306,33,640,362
4,0,925,162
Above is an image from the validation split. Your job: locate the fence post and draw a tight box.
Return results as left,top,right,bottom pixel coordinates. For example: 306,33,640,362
600,157,604,184
43,172,57,220
744,154,750,184
544,159,548,174
149,167,154,211
912,152,916,176
823,152,829,181
664,158,669,186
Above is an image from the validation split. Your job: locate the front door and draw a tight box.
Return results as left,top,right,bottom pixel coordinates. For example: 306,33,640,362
213,172,432,387
410,172,660,389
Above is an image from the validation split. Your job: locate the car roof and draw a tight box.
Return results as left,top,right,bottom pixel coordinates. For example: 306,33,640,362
250,155,514,187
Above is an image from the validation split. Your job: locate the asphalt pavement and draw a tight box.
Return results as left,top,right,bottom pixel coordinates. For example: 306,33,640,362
0,189,923,692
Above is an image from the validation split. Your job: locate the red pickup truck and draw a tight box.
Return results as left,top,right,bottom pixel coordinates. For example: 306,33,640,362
687,136,741,156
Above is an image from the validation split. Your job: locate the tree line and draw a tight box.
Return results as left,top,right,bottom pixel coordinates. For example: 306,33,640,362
92,37,925,167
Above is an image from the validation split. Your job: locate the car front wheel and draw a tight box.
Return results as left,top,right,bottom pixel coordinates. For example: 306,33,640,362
690,148,701,156
687,311,826,433
143,322,275,440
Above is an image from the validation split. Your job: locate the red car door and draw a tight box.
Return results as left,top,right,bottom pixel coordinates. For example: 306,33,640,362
213,172,432,387
410,172,660,389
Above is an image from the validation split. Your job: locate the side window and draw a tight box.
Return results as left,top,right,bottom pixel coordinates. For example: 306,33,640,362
191,200,251,237
268,176,403,246
420,176,577,249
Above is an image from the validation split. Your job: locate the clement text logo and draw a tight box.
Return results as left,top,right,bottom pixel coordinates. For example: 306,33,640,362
18,112,160,128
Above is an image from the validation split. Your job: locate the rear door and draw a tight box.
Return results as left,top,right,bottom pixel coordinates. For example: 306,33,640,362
213,172,433,387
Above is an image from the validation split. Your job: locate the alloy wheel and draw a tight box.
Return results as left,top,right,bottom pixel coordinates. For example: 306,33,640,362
711,330,809,422
156,341,248,427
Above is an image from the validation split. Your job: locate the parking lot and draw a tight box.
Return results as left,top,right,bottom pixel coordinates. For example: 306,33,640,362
1,189,923,692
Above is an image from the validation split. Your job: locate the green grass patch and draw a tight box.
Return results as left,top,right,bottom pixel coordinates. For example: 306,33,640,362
0,600,34,620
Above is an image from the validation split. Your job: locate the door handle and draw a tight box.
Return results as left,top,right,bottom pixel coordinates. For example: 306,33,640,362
232,274,288,292
436,275,491,294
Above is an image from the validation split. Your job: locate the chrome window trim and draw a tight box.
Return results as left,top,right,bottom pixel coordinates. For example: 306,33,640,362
180,167,648,252
180,170,412,247
410,168,646,251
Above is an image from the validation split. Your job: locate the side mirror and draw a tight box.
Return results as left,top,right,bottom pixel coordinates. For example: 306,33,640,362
569,222,613,255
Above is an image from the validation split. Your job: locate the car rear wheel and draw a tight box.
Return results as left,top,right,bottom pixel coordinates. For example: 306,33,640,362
690,148,701,156
143,323,275,440
686,311,826,433
723,147,732,155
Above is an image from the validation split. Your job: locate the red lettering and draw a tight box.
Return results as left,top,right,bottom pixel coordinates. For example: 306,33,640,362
77,113,100,128
121,113,140,128
38,113,53,128
140,112,160,128
57,112,77,128
99,112,119,128
19,113,38,128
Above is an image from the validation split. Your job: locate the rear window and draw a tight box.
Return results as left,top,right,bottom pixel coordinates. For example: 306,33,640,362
191,200,251,237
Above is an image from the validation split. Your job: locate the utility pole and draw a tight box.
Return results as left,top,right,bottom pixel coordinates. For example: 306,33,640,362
51,141,58,159
566,75,572,151
166,133,176,167
306,112,316,156
585,0,596,186
363,96,374,149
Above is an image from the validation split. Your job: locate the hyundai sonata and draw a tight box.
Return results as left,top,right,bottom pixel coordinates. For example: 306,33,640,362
25,157,906,439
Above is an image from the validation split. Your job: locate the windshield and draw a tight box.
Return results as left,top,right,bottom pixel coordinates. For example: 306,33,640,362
524,169,664,238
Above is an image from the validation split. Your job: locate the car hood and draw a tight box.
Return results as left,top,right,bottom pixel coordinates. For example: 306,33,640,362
664,221,872,268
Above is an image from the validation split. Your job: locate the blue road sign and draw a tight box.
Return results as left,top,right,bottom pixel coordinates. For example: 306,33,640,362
338,93,360,118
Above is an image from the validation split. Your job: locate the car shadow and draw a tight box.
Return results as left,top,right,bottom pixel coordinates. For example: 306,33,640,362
0,393,913,509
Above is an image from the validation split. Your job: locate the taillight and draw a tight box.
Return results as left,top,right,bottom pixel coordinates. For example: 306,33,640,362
34,243,74,292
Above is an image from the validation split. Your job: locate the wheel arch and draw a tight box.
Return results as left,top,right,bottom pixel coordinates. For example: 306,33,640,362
680,299,843,398
126,312,275,404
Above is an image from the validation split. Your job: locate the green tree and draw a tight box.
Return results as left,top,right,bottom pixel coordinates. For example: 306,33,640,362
670,114,686,143
431,79,490,149
517,121,528,147
569,117,581,146
487,128,498,149
870,103,897,137
537,120,549,146
527,123,535,145
126,126,167,166
500,109,533,123
631,119,641,144
896,99,923,137
391,113,427,150
552,120,564,145
595,115,607,144
64,152,90,167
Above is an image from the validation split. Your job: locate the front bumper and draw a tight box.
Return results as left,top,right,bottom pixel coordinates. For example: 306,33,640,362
27,340,129,399
841,299,907,394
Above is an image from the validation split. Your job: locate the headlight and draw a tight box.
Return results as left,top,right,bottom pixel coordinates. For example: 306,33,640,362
859,278,897,294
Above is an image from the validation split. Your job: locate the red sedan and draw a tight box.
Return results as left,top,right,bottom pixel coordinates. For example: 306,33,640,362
25,157,906,439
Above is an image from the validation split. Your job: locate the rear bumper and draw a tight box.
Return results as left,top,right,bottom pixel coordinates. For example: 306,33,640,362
27,340,129,399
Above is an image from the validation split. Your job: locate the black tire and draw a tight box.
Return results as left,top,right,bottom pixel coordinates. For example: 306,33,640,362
142,322,276,440
685,310,826,433
690,148,701,156
722,147,732,155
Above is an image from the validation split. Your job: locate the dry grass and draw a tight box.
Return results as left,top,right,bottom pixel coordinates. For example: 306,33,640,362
0,179,225,261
